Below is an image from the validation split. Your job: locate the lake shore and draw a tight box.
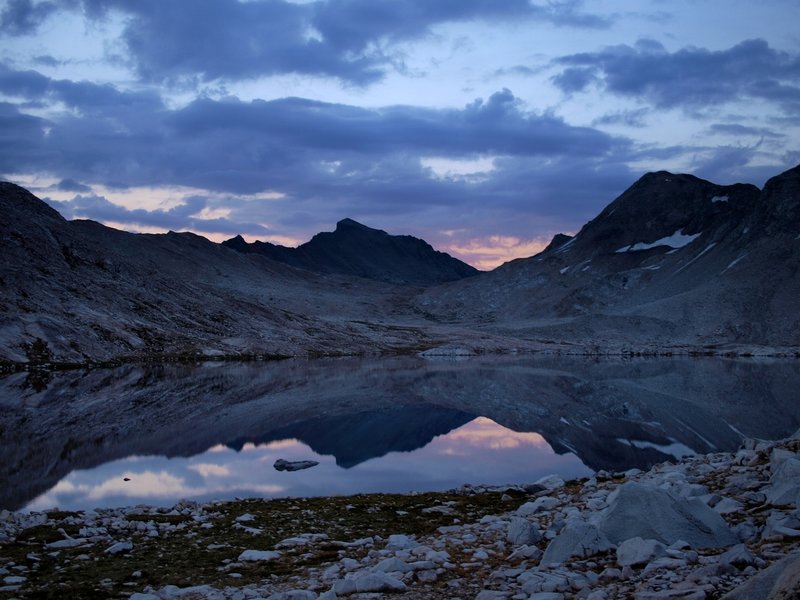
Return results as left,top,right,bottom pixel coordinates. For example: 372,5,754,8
1,432,799,599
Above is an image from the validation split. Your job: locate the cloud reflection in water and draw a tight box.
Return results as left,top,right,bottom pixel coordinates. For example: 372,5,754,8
26,417,590,511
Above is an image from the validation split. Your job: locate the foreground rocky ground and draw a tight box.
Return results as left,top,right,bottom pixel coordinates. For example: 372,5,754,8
1,433,798,600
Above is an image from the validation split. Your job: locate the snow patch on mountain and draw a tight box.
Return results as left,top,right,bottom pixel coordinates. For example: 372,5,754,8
615,231,701,253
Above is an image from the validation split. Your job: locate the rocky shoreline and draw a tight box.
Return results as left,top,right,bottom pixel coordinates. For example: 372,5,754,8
1,433,798,599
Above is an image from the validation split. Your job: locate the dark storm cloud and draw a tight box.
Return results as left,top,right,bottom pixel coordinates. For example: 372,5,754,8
552,38,800,112
0,62,635,240
0,63,622,189
55,178,91,193
0,64,165,114
551,67,597,93
168,89,616,161
16,0,608,85
49,193,272,236
0,0,58,36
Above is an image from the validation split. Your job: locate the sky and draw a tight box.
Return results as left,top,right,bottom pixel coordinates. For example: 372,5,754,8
1,0,799,269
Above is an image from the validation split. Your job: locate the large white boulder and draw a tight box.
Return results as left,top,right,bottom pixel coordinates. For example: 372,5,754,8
597,481,736,548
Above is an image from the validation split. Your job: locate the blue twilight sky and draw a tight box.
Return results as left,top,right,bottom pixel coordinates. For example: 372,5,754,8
1,0,799,268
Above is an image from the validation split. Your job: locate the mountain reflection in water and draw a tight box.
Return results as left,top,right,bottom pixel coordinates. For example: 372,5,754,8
26,417,590,511
1,356,799,511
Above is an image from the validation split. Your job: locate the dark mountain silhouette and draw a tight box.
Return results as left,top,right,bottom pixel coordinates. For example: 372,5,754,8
223,217,479,285
417,164,800,351
227,405,475,468
1,163,799,366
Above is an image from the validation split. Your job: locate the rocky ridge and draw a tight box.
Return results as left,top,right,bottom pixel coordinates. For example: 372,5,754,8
222,218,479,286
2,163,800,366
416,164,800,351
1,432,798,598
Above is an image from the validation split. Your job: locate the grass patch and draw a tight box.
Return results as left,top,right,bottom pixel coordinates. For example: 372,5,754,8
0,489,529,598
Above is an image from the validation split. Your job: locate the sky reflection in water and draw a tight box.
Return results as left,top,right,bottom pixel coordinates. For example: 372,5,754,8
26,417,591,511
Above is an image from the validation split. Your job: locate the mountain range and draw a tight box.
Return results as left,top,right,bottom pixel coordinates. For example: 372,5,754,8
1,163,799,365
222,218,478,285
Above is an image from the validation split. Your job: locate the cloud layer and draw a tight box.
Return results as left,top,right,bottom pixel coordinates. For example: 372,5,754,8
553,39,800,113
1,1,799,267
2,0,610,85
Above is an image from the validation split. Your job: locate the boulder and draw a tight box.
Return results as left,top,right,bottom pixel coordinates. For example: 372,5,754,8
517,497,560,516
597,481,737,548
764,453,800,506
616,537,666,567
373,557,412,573
719,544,759,569
333,572,407,595
385,534,418,550
238,549,280,561
535,475,565,491
507,517,542,546
722,551,800,599
541,522,613,565
265,592,317,600
105,541,133,554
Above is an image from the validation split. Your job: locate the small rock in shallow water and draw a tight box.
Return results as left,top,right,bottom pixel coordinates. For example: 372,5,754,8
274,459,319,472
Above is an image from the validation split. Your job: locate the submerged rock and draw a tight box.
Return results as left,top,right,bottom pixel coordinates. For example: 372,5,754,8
274,459,320,472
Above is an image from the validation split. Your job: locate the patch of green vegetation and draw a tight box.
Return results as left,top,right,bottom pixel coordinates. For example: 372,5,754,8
0,489,533,597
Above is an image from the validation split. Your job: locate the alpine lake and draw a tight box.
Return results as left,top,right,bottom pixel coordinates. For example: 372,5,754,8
2,355,799,513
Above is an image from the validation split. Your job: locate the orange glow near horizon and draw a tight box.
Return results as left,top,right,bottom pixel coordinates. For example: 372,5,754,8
443,235,552,270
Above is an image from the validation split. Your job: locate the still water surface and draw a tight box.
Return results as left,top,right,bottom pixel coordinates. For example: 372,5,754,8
28,417,590,511
1,356,799,511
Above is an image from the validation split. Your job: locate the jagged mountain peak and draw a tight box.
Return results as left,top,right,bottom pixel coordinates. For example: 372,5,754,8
543,233,573,253
559,170,761,257
752,163,800,234
225,218,478,285
335,217,380,232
